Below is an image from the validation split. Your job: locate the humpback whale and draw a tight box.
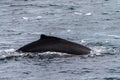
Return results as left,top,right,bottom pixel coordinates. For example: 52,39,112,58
17,34,91,55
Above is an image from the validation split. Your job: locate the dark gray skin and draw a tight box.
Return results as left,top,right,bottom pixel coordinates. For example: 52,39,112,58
17,34,91,55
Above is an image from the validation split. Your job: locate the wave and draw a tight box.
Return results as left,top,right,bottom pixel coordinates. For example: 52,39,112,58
0,41,120,61
0,49,72,60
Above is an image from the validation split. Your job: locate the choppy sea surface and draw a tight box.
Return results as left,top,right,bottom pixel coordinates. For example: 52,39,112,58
0,0,120,80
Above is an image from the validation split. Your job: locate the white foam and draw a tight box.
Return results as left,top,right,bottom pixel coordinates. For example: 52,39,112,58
22,17,29,20
22,16,42,21
4,49,16,52
38,51,69,56
1,55,6,58
67,29,71,32
85,12,92,16
90,46,108,56
80,40,86,43
74,12,82,15
90,50,101,56
107,35,120,38
36,16,42,19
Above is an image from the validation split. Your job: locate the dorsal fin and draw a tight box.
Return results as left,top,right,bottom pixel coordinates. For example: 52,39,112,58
40,34,49,39
40,34,61,40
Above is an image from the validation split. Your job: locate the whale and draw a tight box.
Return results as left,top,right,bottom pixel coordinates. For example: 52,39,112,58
17,34,91,55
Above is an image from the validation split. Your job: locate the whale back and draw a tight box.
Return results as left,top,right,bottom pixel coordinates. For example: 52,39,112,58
17,34,91,55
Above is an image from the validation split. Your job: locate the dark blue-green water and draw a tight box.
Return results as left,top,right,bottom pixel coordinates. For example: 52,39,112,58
0,0,120,80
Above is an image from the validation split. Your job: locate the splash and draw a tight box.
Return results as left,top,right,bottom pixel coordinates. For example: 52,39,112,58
4,49,16,53
89,46,107,56
0,49,71,60
0,49,24,60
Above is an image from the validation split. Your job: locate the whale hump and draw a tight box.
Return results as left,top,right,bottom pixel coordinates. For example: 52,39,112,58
17,34,91,55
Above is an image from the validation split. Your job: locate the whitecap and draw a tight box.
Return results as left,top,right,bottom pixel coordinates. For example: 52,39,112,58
22,17,29,20
85,12,92,16
74,12,82,15
67,29,71,32
107,35,120,39
36,16,42,19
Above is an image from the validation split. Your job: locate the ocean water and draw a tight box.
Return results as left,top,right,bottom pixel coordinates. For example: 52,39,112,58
0,0,120,80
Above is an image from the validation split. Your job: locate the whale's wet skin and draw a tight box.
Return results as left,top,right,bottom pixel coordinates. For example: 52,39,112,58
17,34,91,55
1,0,120,80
